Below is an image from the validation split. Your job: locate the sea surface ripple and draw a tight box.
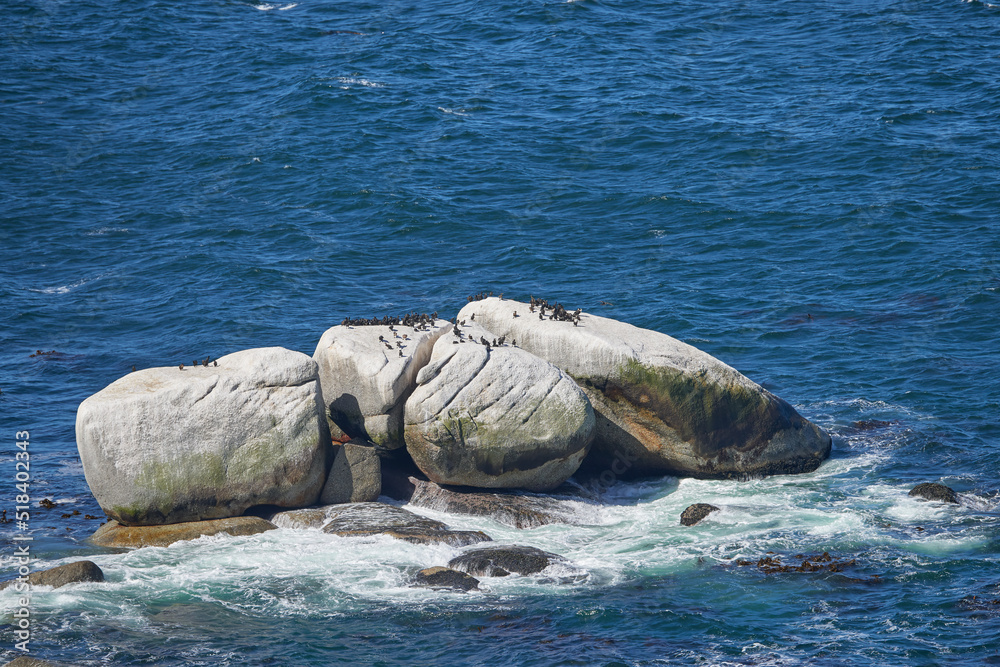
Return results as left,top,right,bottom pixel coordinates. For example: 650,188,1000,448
1,0,998,664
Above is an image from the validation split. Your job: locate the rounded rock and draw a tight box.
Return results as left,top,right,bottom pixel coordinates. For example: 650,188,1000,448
404,324,594,492
909,482,959,504
680,503,720,526
76,347,330,526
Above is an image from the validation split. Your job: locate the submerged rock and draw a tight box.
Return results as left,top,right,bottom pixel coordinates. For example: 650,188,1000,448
407,476,582,529
448,545,565,577
909,482,959,504
88,517,276,548
680,503,720,526
729,552,863,576
0,560,104,591
458,298,832,479
3,658,71,667
76,347,331,525
313,320,451,450
404,323,594,491
320,440,381,504
269,505,340,529
414,566,480,592
319,502,491,547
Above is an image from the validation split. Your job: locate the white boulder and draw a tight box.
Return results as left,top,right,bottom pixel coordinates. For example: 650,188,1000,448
457,298,831,478
76,347,330,525
404,322,594,491
313,319,451,450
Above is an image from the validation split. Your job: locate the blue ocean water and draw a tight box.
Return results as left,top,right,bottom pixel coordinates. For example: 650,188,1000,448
2,0,999,663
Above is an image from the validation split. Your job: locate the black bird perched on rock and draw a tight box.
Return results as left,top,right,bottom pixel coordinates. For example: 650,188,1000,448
179,364,184,370
193,360,199,367
204,356,211,366
379,335,385,342
480,336,489,346
213,360,218,367
513,311,518,318
398,350,403,357
539,312,544,320
470,313,475,321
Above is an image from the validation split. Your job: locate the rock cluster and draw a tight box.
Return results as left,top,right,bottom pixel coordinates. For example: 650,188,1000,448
730,551,861,575
76,294,832,552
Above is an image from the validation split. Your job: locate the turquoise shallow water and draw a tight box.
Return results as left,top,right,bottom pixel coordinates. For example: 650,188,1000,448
2,0,999,664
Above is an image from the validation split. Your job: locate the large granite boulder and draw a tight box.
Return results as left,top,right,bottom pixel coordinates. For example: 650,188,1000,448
76,347,331,525
320,440,381,504
404,323,594,492
89,517,277,548
313,318,451,450
457,298,831,479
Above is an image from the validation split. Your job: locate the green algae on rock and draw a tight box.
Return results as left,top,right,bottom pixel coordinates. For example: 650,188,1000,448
458,298,831,479
404,322,594,491
76,347,331,525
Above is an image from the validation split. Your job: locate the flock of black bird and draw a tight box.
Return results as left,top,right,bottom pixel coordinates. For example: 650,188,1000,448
126,295,588,373
340,312,439,329
177,356,217,371
446,316,512,351
467,291,503,302
528,296,582,325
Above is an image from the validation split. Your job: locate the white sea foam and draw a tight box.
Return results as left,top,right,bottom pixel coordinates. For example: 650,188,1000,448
2,451,992,623
334,77,385,89
254,2,298,10
26,276,94,295
85,226,128,235
437,107,470,116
